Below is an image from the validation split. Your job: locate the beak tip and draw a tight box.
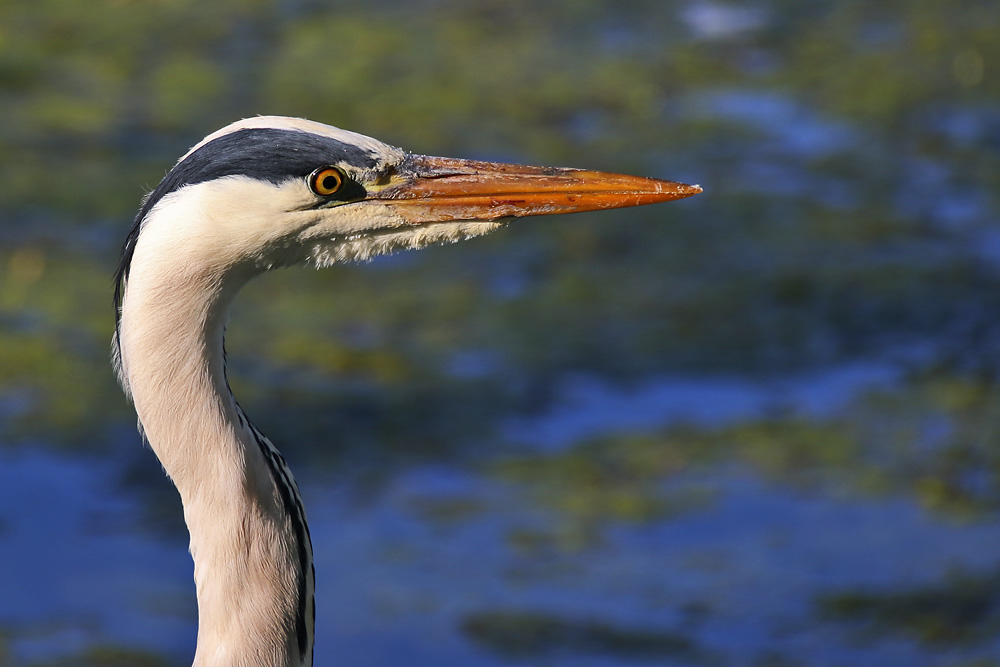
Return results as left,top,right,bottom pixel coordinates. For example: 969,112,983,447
660,181,702,201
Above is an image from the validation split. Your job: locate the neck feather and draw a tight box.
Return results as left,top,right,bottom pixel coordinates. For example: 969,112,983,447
118,224,314,667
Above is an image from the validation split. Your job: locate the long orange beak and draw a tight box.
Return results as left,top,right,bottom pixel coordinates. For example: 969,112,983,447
372,155,701,223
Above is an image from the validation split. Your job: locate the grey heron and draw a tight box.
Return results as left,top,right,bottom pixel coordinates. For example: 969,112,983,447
113,116,701,666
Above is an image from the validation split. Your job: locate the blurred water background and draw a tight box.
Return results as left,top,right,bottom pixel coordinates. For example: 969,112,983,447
1,1,999,665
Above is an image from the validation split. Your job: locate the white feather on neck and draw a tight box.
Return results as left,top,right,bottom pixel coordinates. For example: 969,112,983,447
116,172,506,666
118,181,312,667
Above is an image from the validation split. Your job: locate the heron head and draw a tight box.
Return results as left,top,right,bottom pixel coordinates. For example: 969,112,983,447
112,115,701,394
117,116,700,283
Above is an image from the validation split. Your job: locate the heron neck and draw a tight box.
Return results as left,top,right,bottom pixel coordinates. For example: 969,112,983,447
119,251,313,667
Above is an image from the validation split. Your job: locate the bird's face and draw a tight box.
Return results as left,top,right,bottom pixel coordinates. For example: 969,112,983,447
119,116,699,286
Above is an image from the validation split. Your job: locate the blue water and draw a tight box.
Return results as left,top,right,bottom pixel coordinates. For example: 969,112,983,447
504,361,901,449
3,362,998,666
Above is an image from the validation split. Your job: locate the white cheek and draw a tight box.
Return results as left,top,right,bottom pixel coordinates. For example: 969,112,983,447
138,178,318,271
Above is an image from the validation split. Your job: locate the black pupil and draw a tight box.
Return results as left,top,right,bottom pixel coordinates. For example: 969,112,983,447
322,174,339,191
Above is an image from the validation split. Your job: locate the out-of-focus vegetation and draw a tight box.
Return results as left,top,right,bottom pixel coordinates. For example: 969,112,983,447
23,646,169,667
818,568,1000,645
1,0,999,665
493,374,1000,531
2,0,998,445
460,610,709,662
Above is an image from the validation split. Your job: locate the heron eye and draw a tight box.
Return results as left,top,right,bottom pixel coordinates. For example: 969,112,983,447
309,166,346,197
